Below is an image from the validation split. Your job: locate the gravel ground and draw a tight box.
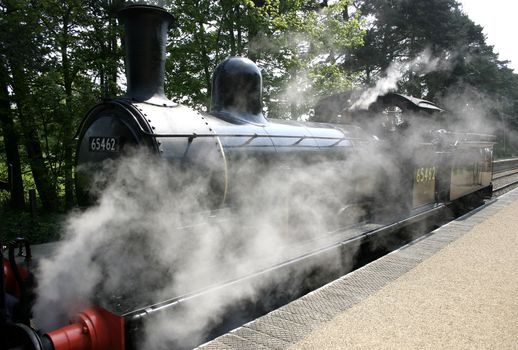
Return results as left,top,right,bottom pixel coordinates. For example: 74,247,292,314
290,194,518,350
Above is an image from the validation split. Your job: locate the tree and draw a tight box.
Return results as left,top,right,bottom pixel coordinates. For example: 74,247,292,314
245,0,365,118
1,0,59,212
164,0,365,118
0,58,24,210
35,0,122,209
347,0,518,156
1,0,123,213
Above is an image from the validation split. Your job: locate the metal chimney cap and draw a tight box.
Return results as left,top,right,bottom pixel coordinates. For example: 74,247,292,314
117,4,175,28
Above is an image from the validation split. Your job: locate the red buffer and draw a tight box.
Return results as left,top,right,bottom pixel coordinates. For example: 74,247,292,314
45,307,125,350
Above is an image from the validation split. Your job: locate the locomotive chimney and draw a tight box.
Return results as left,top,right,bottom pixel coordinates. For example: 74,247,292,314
117,5,174,105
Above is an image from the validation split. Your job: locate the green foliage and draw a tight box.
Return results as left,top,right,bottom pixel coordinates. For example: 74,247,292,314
0,159,9,206
245,0,365,118
164,0,364,118
1,0,123,216
0,211,64,244
349,0,518,157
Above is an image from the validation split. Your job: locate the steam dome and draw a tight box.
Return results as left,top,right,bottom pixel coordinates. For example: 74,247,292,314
211,57,267,124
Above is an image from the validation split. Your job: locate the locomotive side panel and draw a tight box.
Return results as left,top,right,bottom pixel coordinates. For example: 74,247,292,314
412,144,439,208
449,139,494,201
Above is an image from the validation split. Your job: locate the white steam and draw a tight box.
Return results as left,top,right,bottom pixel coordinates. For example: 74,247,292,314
33,144,398,348
350,49,452,111
439,85,499,135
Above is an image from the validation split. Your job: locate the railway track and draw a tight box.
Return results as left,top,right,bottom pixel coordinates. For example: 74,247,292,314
492,157,518,194
492,157,518,174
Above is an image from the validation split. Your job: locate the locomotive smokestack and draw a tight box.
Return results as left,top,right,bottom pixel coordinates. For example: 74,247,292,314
118,5,174,104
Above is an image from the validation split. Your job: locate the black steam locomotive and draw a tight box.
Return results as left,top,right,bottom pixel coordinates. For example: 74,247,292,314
75,5,369,210
2,4,494,350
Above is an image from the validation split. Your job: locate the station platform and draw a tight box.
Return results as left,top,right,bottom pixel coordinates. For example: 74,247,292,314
199,188,518,349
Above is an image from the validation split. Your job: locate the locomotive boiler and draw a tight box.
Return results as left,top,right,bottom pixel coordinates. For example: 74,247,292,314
2,4,496,350
75,4,368,210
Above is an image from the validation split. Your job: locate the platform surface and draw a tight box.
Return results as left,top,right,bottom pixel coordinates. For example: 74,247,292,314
199,189,518,350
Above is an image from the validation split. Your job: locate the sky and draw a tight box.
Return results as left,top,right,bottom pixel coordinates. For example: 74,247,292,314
459,0,518,71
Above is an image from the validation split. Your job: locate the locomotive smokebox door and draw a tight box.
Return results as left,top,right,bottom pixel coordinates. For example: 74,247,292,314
75,102,157,205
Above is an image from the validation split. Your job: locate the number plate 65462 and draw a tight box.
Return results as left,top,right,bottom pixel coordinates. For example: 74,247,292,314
89,137,118,152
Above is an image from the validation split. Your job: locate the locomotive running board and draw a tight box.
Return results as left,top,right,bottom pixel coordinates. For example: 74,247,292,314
122,203,447,349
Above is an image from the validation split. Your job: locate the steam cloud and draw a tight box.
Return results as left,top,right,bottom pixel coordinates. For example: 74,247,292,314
32,49,497,349
351,48,452,111
33,144,398,349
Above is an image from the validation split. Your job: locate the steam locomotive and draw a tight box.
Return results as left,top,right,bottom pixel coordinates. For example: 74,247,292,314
2,4,495,350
